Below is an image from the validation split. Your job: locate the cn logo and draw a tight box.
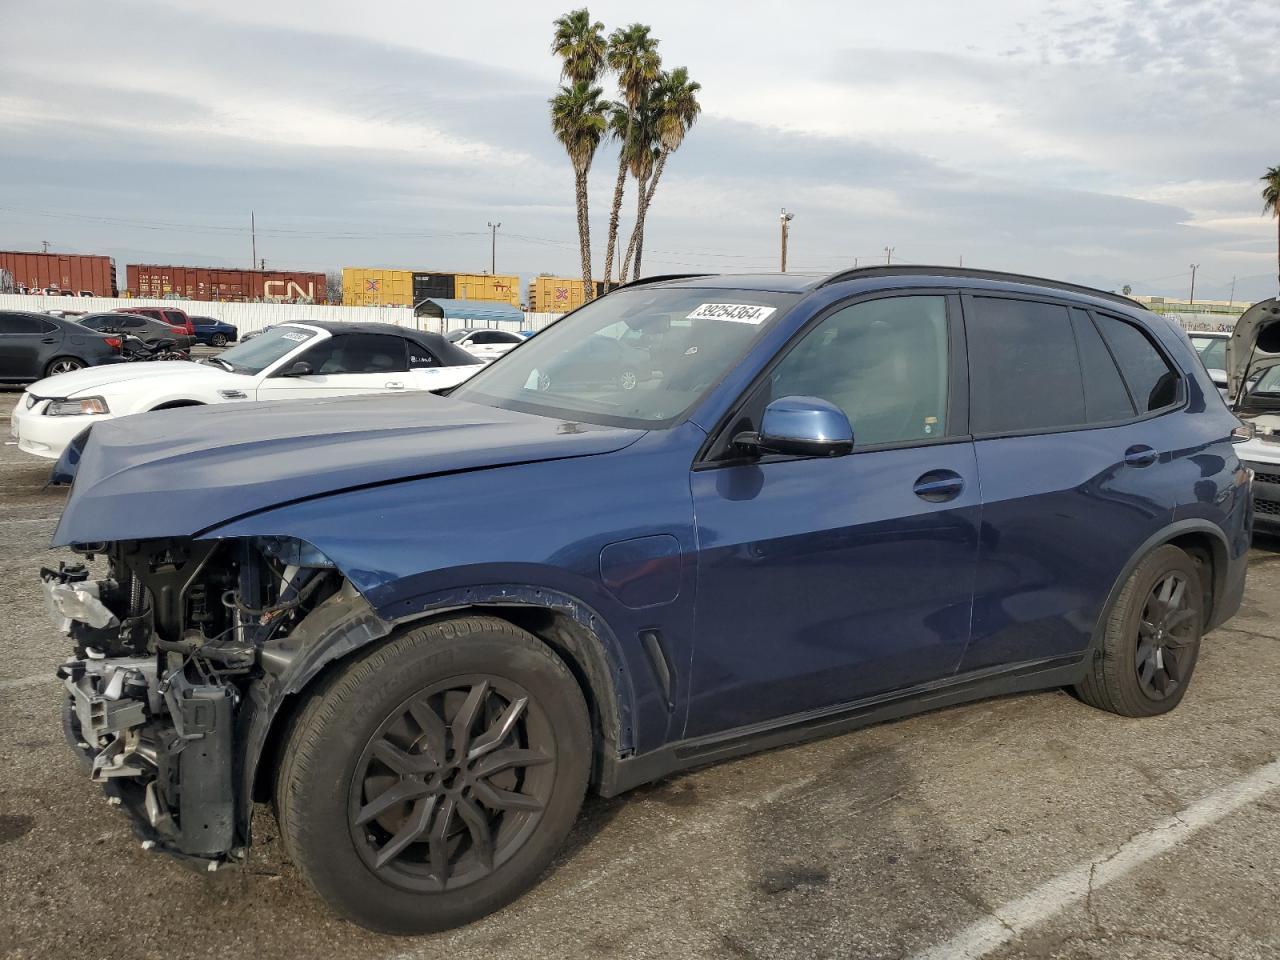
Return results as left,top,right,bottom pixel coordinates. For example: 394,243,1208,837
263,280,316,300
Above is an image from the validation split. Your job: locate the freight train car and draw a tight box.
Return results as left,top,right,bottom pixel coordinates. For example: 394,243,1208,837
342,267,414,307
341,268,521,308
0,250,118,297
527,276,605,312
127,265,327,302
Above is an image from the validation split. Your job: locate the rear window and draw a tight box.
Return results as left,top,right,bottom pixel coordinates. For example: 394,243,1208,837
1071,309,1135,422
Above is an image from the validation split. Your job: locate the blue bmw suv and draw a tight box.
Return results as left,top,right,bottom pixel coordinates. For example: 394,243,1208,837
44,267,1249,932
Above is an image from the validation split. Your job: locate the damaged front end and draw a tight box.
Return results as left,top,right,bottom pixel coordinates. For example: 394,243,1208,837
46,535,342,867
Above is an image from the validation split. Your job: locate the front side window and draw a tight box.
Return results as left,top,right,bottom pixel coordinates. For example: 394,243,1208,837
967,297,1084,434
452,287,799,427
301,334,409,375
763,295,950,446
1094,314,1180,413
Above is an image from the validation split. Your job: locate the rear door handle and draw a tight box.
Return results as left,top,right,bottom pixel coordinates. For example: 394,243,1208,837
914,469,965,503
41,337,57,344
1124,444,1158,467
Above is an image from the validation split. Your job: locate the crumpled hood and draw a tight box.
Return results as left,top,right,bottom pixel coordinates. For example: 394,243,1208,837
1226,297,1280,403
52,392,644,545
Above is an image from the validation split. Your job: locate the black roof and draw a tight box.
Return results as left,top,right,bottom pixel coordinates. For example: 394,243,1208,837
616,267,1144,311
279,321,482,366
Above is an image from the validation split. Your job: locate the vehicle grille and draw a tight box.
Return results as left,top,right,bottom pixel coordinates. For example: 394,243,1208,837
1254,498,1280,517
1254,471,1280,487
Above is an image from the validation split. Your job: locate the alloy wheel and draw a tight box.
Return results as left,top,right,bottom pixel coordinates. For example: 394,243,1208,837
211,334,227,347
1135,571,1198,700
619,370,638,391
47,359,83,375
348,675,556,892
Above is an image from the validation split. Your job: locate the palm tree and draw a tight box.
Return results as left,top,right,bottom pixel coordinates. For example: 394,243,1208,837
618,90,660,283
1263,165,1280,291
601,24,660,292
550,8,606,84
550,81,608,295
622,67,701,280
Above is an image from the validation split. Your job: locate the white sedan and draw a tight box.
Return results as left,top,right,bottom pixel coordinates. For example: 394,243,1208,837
444,328,526,361
12,321,483,460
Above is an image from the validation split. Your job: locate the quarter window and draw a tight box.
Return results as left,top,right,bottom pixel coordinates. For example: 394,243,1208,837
967,297,1084,434
1093,313,1180,413
764,295,949,446
406,340,440,369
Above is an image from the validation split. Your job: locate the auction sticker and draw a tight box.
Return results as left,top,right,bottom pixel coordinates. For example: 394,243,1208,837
686,303,777,324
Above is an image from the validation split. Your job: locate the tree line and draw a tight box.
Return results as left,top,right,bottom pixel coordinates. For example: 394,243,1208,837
550,9,701,299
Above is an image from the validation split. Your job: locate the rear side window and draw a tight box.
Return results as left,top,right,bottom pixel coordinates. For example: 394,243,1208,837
163,311,187,325
1070,309,1135,422
405,339,439,368
967,297,1084,434
0,313,47,334
1094,314,1180,412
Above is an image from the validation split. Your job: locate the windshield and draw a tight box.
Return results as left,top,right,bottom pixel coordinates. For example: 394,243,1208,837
444,330,469,342
215,325,317,374
1190,336,1226,370
451,287,800,427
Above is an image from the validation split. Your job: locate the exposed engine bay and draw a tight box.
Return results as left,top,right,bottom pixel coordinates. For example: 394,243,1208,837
45,536,342,866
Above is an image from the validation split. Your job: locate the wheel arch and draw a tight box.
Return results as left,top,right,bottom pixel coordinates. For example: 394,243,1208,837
244,582,632,831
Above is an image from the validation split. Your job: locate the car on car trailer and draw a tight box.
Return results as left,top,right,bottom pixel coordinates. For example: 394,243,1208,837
41,267,1249,933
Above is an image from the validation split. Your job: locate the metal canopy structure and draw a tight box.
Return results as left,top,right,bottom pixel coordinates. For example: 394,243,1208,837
412,297,523,325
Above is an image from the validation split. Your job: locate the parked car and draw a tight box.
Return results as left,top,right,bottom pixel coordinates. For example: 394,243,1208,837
1217,299,1280,532
76,311,194,350
444,327,525,360
13,322,480,459
239,324,272,343
0,310,121,382
190,316,239,347
1188,330,1229,392
40,268,1248,934
114,305,196,337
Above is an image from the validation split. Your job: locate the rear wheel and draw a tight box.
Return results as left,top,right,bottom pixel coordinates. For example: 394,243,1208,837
274,615,590,933
1074,544,1204,717
44,357,84,377
210,333,228,347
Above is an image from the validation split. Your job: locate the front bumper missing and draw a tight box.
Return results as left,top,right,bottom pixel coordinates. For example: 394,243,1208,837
59,656,241,867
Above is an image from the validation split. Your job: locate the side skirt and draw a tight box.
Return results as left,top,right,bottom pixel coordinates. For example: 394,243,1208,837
599,654,1086,797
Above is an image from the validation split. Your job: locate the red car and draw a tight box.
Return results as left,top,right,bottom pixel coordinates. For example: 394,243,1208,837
114,305,195,337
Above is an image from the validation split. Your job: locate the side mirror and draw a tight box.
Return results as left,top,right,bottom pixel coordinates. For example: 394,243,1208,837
735,396,854,458
282,360,314,377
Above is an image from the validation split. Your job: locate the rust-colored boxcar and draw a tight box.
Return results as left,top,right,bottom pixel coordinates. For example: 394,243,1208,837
0,251,118,297
126,265,327,303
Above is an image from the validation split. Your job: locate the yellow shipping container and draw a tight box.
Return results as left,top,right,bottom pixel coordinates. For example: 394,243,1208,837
453,273,520,307
342,267,415,307
527,276,605,312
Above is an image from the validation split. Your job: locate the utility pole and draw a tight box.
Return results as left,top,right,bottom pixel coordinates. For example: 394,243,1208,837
40,240,49,254
251,212,257,271
487,222,501,275
260,259,266,271
884,246,895,265
780,208,794,272
959,254,964,267
1229,275,1237,308
1188,263,1200,305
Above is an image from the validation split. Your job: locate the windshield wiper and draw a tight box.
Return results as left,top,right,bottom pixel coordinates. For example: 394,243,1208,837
207,356,235,372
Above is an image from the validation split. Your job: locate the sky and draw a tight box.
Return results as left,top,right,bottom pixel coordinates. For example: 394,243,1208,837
2,0,1278,303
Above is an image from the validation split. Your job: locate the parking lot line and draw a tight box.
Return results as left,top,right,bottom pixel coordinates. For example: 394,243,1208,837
911,754,1280,960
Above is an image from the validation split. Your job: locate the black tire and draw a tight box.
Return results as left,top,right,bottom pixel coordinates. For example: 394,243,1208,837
1074,544,1204,717
44,356,85,377
274,615,590,934
210,333,228,347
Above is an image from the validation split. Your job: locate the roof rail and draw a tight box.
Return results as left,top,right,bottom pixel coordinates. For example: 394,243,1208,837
603,273,712,295
817,265,1148,311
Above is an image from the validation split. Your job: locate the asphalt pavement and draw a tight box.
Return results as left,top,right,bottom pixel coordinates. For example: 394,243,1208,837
2,388,1279,960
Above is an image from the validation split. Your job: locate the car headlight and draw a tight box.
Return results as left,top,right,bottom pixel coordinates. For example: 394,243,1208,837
45,397,110,417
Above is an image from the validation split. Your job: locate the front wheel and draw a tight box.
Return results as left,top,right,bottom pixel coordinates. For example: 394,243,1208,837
274,615,590,933
1074,544,1204,717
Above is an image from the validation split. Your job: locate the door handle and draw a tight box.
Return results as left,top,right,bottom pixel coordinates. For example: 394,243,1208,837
913,469,964,503
1124,444,1158,467
41,337,57,344
385,381,405,390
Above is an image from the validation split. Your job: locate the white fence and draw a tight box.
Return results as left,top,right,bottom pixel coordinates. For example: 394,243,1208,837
0,294,567,337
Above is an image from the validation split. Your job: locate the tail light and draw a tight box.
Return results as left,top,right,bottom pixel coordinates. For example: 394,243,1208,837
104,336,122,352
169,325,184,334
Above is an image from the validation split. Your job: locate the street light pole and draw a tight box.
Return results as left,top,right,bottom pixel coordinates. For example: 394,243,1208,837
1189,263,1200,305
780,208,794,272
487,222,501,275
884,245,895,265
